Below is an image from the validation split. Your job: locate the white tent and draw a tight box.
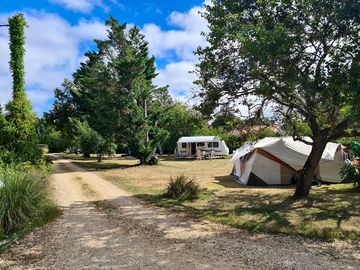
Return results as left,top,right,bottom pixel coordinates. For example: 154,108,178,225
230,137,347,185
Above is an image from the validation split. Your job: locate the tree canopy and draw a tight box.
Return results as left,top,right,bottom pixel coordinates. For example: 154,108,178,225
196,0,360,197
46,17,171,164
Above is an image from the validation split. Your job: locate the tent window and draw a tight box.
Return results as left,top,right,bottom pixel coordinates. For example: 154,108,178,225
197,142,204,147
181,143,187,148
209,142,219,148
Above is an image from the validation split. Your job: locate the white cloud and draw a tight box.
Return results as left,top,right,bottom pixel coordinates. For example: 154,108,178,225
143,5,207,61
0,11,107,114
154,61,197,102
143,1,208,101
49,0,109,13
0,1,209,114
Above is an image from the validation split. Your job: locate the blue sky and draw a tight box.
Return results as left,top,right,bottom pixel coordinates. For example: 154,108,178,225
0,0,208,115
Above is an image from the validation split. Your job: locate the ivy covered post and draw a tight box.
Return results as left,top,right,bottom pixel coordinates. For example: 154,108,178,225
9,14,26,99
5,14,40,163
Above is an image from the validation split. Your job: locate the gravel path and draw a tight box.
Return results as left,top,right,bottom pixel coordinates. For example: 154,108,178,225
0,157,359,270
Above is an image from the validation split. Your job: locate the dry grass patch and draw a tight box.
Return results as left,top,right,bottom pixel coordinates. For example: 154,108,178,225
70,155,360,240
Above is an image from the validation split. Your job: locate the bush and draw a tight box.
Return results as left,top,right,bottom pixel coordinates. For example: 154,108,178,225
340,163,360,190
164,175,200,200
145,154,159,165
0,167,52,232
0,142,43,165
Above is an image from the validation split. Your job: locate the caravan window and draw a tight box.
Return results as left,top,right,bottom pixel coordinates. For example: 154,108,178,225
197,142,204,147
208,142,219,148
181,143,187,148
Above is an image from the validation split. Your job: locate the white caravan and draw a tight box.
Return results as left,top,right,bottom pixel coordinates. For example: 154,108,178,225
175,136,229,158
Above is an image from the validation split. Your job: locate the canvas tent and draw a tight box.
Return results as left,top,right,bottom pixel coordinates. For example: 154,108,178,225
230,137,347,185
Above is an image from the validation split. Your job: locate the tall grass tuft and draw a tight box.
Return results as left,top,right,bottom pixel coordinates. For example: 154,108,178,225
0,167,52,233
164,175,200,201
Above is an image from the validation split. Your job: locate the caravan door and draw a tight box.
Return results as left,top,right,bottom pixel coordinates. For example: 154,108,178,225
191,143,196,156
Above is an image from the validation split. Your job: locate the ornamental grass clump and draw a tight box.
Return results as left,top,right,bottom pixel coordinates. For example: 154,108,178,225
0,167,50,233
164,175,200,201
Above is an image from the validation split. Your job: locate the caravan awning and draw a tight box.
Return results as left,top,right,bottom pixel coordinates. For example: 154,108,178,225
178,136,217,143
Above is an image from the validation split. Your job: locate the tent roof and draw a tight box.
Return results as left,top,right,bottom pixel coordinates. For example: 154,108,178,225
231,137,342,166
178,136,218,143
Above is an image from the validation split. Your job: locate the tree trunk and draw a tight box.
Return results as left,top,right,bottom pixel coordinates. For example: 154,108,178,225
97,153,102,162
293,138,328,198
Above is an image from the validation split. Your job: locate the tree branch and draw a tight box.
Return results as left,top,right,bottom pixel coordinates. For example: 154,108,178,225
293,136,313,145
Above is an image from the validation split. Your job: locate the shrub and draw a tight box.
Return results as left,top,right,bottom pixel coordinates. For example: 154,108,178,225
145,154,159,165
0,142,43,165
340,163,360,190
0,167,51,232
164,175,200,200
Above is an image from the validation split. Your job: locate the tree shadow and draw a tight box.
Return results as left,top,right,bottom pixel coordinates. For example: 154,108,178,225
214,175,296,190
72,161,140,172
136,183,360,240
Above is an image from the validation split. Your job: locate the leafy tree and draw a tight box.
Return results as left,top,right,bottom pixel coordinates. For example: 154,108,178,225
158,103,207,153
45,80,78,140
196,0,360,197
121,26,166,164
71,119,115,161
36,118,71,153
50,18,168,164
246,127,279,142
211,106,243,132
222,134,243,154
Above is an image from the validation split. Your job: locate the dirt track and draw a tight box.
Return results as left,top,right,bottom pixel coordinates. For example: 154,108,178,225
0,157,359,269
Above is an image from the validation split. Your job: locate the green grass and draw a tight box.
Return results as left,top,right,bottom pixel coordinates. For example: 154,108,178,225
0,167,60,252
71,156,360,241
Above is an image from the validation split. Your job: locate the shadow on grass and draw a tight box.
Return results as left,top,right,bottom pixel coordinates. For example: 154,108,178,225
159,156,227,163
134,186,360,241
214,175,244,188
72,161,140,172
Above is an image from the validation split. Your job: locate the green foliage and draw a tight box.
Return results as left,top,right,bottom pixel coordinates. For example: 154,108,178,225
37,119,71,153
6,13,36,143
71,119,116,161
158,103,207,153
197,0,360,134
247,127,279,141
340,163,360,190
46,17,170,165
164,175,200,201
0,14,41,166
44,79,78,142
196,0,360,197
222,134,243,153
0,167,51,233
350,141,360,158
8,14,26,99
211,106,243,132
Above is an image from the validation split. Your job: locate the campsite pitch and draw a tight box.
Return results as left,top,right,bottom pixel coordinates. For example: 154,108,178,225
73,155,360,240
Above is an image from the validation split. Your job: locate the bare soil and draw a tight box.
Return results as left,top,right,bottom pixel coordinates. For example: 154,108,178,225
0,156,359,270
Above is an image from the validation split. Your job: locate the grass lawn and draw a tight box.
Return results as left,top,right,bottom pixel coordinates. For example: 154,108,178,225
70,155,360,240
